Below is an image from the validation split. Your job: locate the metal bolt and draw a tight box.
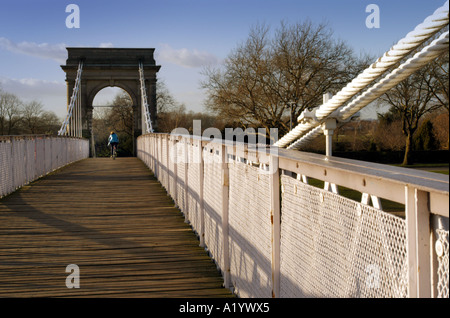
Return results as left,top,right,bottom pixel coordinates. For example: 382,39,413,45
435,240,444,257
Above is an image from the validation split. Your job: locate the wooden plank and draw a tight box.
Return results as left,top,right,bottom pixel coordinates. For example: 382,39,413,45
0,158,234,298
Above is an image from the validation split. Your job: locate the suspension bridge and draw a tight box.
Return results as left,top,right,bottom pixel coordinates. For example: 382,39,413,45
0,1,449,298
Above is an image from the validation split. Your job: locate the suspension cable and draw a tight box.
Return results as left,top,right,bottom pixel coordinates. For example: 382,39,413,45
58,60,83,136
139,61,154,133
287,31,449,150
275,0,449,148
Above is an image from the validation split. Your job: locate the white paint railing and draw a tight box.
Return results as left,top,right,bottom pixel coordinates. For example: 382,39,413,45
138,133,449,298
0,135,89,198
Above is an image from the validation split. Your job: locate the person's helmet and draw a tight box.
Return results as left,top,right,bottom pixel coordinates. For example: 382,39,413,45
110,131,114,135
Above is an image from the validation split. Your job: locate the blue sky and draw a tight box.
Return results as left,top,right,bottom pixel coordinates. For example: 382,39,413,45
0,0,447,119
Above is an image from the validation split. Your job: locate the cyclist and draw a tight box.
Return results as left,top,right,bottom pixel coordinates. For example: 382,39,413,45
108,131,119,158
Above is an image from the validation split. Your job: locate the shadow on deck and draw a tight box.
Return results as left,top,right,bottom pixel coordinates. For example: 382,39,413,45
0,158,234,298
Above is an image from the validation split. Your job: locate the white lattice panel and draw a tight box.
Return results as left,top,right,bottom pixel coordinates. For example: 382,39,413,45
228,162,272,298
280,174,408,298
203,147,224,269
175,141,187,213
35,137,45,178
0,140,13,197
26,139,35,183
154,136,162,180
160,138,168,190
13,139,25,188
187,143,201,234
1,137,89,199
436,229,449,298
168,141,176,199
52,138,61,170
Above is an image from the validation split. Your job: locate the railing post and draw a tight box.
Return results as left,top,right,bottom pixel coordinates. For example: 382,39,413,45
43,135,46,178
23,137,28,185
198,139,205,248
48,136,53,172
172,136,178,206
406,186,418,298
406,186,432,297
183,137,189,222
415,189,432,297
221,143,231,288
270,153,281,298
155,135,160,179
157,134,161,179
10,137,15,193
152,135,156,174
322,118,336,157
165,134,170,193
322,93,335,157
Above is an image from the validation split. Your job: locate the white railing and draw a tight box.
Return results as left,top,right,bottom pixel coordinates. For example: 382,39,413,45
0,135,89,198
137,133,449,298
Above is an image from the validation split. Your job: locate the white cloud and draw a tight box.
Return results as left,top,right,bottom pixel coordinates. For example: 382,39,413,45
99,42,114,48
0,37,67,64
157,43,221,68
0,76,67,118
0,76,65,96
0,37,116,63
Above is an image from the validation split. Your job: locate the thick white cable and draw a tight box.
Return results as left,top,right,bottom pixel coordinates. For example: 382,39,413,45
287,31,449,150
275,0,449,148
338,31,449,120
58,61,83,136
286,126,323,150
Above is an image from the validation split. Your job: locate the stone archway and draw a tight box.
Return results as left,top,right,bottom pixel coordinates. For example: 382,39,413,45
61,47,160,156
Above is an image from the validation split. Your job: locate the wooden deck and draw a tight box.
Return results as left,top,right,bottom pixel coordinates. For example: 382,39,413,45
0,158,234,298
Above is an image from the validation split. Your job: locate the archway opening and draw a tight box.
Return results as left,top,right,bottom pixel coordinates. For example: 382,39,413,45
92,87,135,157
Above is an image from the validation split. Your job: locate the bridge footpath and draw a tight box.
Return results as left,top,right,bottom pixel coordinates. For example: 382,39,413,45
0,158,234,297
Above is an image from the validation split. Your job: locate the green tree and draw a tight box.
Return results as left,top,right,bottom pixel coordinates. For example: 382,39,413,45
382,65,443,165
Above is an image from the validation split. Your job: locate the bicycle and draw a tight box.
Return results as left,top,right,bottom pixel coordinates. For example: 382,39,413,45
112,144,117,160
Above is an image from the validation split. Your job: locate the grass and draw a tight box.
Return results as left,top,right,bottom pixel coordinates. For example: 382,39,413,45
392,163,449,172
306,177,405,216
301,163,449,217
431,170,449,175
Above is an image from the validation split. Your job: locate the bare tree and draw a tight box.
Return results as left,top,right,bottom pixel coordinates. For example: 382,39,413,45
105,92,134,138
431,111,449,149
202,21,371,136
0,86,4,135
21,100,44,134
382,65,443,165
36,111,61,134
425,47,449,112
156,80,177,113
0,91,22,135
157,103,188,133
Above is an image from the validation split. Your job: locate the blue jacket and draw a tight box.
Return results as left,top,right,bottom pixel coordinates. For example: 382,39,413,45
108,133,119,144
